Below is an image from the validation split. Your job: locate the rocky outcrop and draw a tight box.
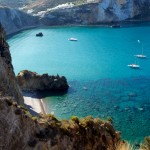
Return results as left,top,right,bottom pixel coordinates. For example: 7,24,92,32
0,97,121,150
0,24,23,104
17,70,69,92
0,6,39,35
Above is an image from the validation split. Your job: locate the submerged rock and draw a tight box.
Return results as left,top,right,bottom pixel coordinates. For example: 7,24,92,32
128,92,137,97
17,70,69,92
138,107,144,111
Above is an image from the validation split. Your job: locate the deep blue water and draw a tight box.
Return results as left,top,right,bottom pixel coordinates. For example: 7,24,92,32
8,26,150,143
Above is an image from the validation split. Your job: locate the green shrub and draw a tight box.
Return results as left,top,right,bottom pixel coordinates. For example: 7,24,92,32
71,116,79,124
46,114,58,122
141,136,150,150
94,118,105,125
20,105,28,111
107,117,113,123
31,116,38,121
80,116,94,127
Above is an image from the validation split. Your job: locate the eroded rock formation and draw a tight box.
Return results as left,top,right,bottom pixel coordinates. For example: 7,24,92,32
17,70,69,92
0,24,23,104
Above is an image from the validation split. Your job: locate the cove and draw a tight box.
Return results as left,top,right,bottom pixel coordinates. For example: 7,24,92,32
8,25,150,143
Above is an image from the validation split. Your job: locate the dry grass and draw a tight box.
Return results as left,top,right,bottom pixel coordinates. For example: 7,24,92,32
140,136,150,150
116,142,133,150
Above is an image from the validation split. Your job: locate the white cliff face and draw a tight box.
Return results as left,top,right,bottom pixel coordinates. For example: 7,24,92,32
39,0,150,25
97,0,150,22
0,7,39,35
97,0,134,22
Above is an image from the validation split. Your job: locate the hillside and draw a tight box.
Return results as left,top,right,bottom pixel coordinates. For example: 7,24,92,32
0,0,36,8
0,0,150,32
0,6,39,34
22,0,150,25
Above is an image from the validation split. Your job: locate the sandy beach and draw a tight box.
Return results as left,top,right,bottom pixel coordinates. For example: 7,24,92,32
23,92,46,115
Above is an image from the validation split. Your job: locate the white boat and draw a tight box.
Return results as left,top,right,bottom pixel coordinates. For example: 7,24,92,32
135,40,147,59
128,64,140,69
68,38,78,41
134,54,147,58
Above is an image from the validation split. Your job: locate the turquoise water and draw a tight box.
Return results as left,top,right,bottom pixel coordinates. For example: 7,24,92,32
8,26,150,143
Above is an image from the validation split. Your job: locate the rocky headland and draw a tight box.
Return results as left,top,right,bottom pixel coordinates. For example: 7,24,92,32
17,70,69,92
0,24,124,150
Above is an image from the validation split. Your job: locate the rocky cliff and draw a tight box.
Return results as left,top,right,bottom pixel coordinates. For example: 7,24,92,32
0,6,39,34
0,24,23,104
0,0,33,9
23,0,150,25
0,96,121,150
17,70,69,92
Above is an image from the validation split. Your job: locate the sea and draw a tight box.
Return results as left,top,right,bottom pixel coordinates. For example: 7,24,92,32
8,24,150,143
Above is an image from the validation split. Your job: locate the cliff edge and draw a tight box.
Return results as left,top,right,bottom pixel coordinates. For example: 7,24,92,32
0,96,121,150
0,24,23,105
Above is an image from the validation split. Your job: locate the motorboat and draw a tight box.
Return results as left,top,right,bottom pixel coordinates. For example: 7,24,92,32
110,25,121,28
36,32,43,37
68,38,78,41
134,54,147,59
128,64,140,69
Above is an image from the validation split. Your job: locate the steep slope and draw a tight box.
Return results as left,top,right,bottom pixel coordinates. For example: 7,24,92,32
0,25,23,104
0,6,39,34
0,0,36,9
0,96,121,150
38,0,150,25
9,0,148,26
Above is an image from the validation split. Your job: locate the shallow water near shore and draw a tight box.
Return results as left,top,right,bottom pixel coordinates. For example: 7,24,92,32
8,25,150,143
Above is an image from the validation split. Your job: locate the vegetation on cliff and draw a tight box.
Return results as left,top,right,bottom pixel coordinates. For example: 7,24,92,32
0,96,121,150
140,137,150,150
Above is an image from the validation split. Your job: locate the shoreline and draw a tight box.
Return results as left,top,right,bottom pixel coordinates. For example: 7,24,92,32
23,92,46,115
6,20,150,38
6,25,42,39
